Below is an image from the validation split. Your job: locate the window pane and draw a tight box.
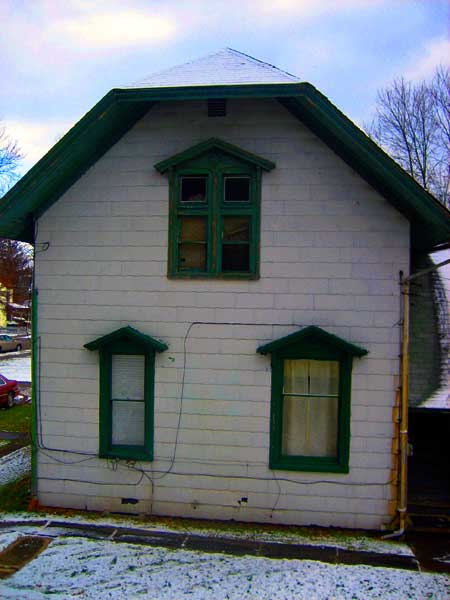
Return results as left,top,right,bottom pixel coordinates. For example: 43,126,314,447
179,243,206,270
112,400,145,446
222,244,249,272
223,216,250,241
181,177,207,203
283,360,308,394
111,355,145,400
282,396,338,457
309,360,339,395
284,359,339,395
224,177,250,202
180,216,207,242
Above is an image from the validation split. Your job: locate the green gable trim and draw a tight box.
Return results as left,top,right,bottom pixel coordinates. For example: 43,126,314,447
257,325,368,357
0,82,449,250
84,325,168,353
279,88,450,252
154,137,276,174
0,94,151,242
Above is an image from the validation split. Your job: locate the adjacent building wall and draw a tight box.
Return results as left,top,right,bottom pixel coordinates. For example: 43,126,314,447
34,99,410,529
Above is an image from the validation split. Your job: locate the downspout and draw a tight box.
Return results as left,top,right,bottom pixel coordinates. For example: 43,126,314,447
385,256,450,539
31,287,38,500
384,274,409,539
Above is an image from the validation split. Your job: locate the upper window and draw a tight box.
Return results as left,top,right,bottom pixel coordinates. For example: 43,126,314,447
257,326,368,473
155,138,275,279
84,326,168,461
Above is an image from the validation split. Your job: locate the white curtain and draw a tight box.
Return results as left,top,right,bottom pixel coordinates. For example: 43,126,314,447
282,359,339,457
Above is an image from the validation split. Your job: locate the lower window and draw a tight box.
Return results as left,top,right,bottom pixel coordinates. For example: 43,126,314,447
100,351,154,460
257,326,367,474
282,359,339,459
270,353,351,473
84,326,168,462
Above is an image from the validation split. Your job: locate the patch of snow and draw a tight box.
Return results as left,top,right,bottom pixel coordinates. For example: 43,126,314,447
0,446,31,486
0,531,21,553
0,536,448,600
0,511,413,557
0,355,31,382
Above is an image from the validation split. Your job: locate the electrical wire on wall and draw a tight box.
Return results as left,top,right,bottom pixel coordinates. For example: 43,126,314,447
35,318,396,512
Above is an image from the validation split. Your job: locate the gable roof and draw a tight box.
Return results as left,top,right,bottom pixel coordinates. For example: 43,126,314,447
128,48,300,88
257,325,368,357
0,50,449,251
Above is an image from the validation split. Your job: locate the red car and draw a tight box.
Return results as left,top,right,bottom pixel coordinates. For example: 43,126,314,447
0,373,20,408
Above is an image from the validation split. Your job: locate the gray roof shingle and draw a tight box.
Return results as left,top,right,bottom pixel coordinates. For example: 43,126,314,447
125,48,300,88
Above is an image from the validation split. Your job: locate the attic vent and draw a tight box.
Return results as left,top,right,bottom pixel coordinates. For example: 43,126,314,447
208,98,227,117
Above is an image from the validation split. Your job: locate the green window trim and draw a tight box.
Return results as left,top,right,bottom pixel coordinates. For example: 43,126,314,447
84,326,168,461
156,138,275,279
257,326,368,474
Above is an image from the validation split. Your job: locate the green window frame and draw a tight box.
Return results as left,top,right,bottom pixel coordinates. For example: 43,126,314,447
155,138,275,279
84,326,168,462
257,326,368,474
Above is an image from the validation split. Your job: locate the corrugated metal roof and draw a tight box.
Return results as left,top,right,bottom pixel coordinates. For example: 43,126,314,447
125,48,300,88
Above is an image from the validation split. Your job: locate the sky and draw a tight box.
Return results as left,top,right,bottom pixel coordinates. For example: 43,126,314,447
1,0,449,176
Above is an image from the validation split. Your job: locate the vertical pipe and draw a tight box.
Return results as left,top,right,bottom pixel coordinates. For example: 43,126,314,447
31,287,38,498
398,277,410,532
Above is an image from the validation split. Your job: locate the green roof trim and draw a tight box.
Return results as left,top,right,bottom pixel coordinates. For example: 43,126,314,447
257,325,368,357
1,82,449,250
154,137,276,173
84,325,168,353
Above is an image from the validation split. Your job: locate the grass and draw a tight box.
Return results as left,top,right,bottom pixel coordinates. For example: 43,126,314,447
0,404,32,433
0,475,31,511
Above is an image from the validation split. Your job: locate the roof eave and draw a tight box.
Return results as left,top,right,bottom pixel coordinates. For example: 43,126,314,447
0,82,448,250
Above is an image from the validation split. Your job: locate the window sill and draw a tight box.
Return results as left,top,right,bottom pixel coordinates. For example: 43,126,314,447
269,457,349,474
100,447,153,462
168,271,260,280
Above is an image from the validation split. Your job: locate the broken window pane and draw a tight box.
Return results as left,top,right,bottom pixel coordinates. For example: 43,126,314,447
223,216,250,241
179,243,206,270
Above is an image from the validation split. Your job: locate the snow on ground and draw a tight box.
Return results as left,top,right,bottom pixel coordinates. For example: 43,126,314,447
0,511,413,557
0,535,448,600
0,446,31,486
0,531,21,553
0,355,31,382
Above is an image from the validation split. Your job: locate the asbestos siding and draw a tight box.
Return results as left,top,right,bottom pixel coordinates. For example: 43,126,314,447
35,99,409,529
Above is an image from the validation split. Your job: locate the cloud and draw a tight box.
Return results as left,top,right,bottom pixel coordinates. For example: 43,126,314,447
404,36,450,81
7,119,74,176
257,0,386,19
57,10,177,49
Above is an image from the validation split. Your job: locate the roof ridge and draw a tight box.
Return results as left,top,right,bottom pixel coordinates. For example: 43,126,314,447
131,49,224,87
126,48,300,88
225,48,299,80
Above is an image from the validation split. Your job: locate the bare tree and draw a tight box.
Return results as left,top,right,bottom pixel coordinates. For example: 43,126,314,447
0,124,23,195
0,239,33,324
366,66,450,206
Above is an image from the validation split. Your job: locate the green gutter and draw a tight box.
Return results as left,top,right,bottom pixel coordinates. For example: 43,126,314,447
31,287,38,499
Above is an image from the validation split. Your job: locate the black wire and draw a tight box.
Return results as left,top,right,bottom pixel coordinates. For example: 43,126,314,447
34,319,396,495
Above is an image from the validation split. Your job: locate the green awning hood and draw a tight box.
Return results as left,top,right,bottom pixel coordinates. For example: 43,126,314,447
1,82,449,250
84,326,168,353
257,325,368,357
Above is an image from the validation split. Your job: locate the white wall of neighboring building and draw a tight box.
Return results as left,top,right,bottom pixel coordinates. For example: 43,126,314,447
34,99,410,529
